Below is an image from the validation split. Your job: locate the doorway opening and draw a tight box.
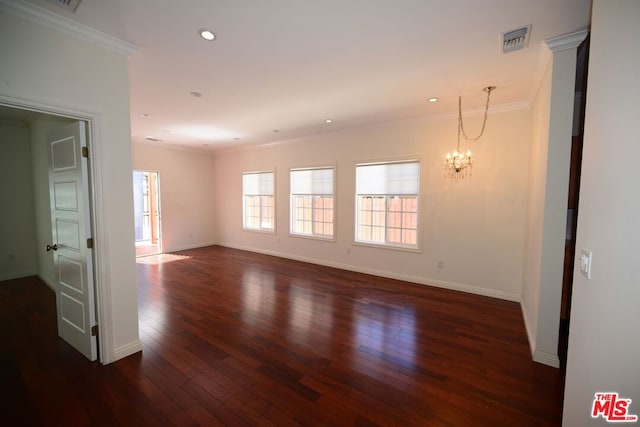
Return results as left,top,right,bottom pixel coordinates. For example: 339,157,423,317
0,102,101,361
133,170,162,257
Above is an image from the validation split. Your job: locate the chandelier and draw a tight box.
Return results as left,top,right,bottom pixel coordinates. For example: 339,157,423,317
444,86,495,181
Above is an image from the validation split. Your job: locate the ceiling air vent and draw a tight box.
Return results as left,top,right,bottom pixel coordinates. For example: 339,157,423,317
502,25,531,53
41,0,82,12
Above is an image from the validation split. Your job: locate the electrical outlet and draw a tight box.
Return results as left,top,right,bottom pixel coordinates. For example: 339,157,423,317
579,249,592,279
437,260,444,269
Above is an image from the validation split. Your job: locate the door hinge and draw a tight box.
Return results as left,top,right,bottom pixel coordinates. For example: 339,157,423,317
91,324,98,336
82,146,89,158
87,237,94,249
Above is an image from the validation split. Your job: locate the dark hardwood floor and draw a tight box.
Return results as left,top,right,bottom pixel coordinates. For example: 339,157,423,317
1,245,564,426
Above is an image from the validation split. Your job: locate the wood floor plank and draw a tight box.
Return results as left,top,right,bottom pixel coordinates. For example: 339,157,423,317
1,246,565,425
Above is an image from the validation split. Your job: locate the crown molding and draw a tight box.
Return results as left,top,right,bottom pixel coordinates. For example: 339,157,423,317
0,0,137,56
424,100,531,123
545,29,589,53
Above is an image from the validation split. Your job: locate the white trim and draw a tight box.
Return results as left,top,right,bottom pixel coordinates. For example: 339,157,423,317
0,0,137,56
0,94,114,365
1,96,90,121
520,297,560,368
215,101,532,155
219,243,521,302
288,232,336,243
352,239,422,254
425,100,531,122
85,115,114,365
520,298,536,357
241,227,277,235
533,350,560,368
112,339,143,361
0,270,38,281
545,29,589,53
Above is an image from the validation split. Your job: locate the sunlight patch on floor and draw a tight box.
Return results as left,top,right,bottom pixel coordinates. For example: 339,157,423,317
135,253,192,265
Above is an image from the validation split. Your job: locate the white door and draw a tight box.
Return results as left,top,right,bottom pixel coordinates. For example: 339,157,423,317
47,121,97,361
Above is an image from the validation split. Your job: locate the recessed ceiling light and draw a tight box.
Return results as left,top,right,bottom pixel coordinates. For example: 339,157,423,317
324,119,333,123
272,129,279,133
199,29,215,41
140,113,150,117
428,97,439,103
190,91,203,98
146,136,160,142
234,137,240,141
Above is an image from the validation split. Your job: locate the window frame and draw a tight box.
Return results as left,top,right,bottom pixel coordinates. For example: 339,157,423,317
242,170,276,233
289,166,336,241
354,159,421,251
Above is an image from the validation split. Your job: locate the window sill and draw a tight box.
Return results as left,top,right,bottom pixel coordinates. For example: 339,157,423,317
353,240,422,254
242,227,276,235
289,232,336,243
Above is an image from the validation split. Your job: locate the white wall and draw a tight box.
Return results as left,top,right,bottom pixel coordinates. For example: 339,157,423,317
132,143,217,252
563,1,640,425
0,120,38,280
520,30,584,368
0,8,140,362
213,108,531,301
521,50,552,357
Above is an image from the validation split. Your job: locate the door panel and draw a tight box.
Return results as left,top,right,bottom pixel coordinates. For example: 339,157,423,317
48,121,97,361
55,219,81,250
59,256,84,293
53,181,78,210
60,293,86,333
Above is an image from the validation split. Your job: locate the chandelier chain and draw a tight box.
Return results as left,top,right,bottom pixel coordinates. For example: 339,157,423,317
459,86,494,143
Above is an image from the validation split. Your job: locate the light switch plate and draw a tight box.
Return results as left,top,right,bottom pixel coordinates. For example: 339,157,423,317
579,249,592,279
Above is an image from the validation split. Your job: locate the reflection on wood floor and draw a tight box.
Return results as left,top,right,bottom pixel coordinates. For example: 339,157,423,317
136,241,161,257
1,245,565,425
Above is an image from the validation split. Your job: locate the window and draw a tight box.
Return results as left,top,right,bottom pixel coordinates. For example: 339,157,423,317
242,171,275,231
355,160,420,249
290,167,334,239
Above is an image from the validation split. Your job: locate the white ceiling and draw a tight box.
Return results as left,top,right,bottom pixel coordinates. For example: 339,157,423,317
23,0,591,151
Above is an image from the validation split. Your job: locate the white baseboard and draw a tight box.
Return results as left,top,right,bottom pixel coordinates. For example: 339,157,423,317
219,243,520,302
164,241,217,254
0,269,38,282
111,339,143,362
520,299,536,357
519,298,560,368
533,350,560,368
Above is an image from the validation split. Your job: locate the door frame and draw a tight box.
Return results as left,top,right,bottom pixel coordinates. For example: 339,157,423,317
133,169,163,256
0,94,112,363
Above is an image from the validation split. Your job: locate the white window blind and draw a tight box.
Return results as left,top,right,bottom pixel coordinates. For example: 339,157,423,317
290,168,334,195
243,172,274,195
356,161,420,195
